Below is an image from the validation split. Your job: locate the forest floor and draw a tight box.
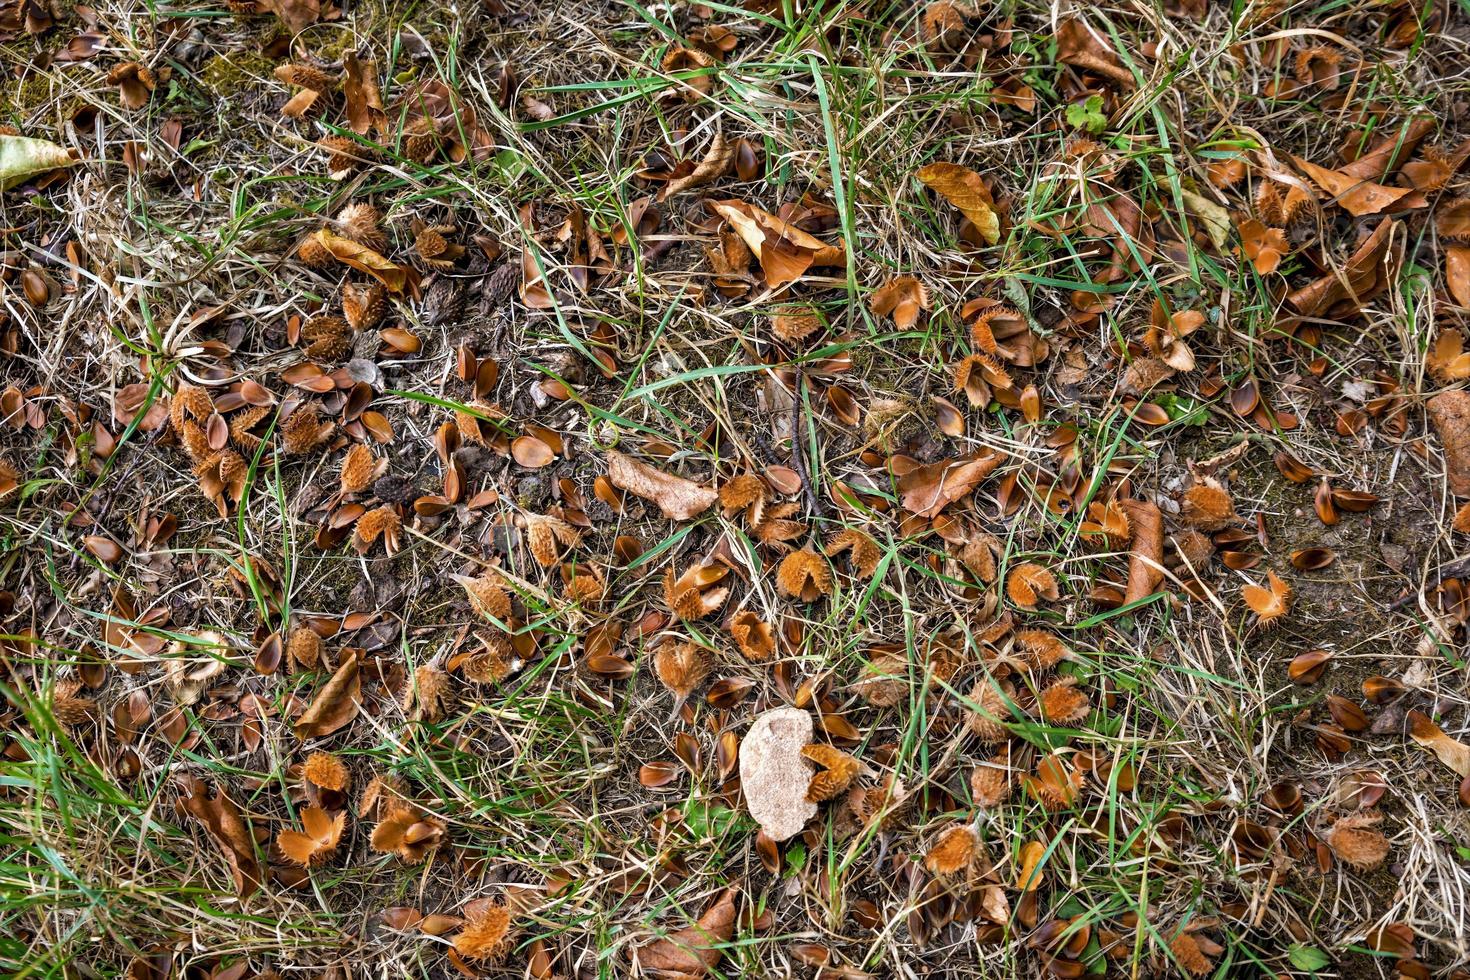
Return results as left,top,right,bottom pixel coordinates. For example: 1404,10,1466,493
4,0,1470,978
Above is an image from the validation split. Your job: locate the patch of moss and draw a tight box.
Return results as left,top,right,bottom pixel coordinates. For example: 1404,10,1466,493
198,51,276,98
0,72,59,116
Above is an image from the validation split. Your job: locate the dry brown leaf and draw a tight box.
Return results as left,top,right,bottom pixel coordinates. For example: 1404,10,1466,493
294,652,361,739
276,804,346,866
1055,17,1135,88
1292,155,1414,217
915,163,1000,244
661,132,734,199
898,453,1000,517
1428,389,1470,496
1286,218,1400,317
342,52,386,136
708,199,843,289
313,228,409,293
606,450,717,521
868,275,931,330
638,886,739,977
177,776,262,898
1119,499,1165,605
1407,710,1470,777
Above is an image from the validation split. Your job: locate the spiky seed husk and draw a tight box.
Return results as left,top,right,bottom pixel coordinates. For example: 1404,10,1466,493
274,63,334,91
964,680,1011,742
355,506,401,552
654,642,709,705
923,824,978,875
341,281,387,331
1169,932,1213,976
281,404,333,455
171,383,214,425
404,663,449,722
1328,811,1390,869
177,419,211,461
334,203,385,250
1016,630,1069,672
1036,678,1090,724
297,236,333,267
287,626,321,671
801,743,860,802
357,773,408,820
303,751,349,791
452,903,513,962
826,528,882,578
403,130,442,163
1006,562,1058,608
301,314,351,360
463,633,512,684
50,680,96,727
318,134,363,175
339,443,380,494
971,756,1012,807
852,654,907,707
776,549,832,602
718,473,767,520
1179,482,1236,531
772,307,821,343
228,404,271,451
461,573,511,621
525,513,579,567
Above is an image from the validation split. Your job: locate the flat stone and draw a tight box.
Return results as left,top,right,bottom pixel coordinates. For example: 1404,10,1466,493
738,707,817,842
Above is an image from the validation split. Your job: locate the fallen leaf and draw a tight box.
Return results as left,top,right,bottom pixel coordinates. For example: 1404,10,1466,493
177,776,262,898
342,52,386,136
1428,389,1470,496
916,163,1000,244
605,450,717,520
294,652,361,738
0,134,79,191
1119,499,1164,604
898,453,1001,517
661,132,733,199
1286,218,1400,317
1055,17,1135,88
639,886,739,977
707,199,844,288
1291,155,1413,217
1407,710,1470,777
313,229,409,293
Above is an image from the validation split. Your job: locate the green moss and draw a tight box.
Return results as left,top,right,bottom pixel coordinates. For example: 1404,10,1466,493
198,51,276,97
0,73,59,116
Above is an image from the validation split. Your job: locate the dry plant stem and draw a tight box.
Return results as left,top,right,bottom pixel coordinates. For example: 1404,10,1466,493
791,369,823,517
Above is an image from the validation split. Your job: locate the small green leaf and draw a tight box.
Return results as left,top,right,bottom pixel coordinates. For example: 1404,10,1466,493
0,135,79,191
1287,945,1331,972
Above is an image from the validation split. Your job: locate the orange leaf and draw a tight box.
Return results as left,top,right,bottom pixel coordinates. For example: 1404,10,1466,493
294,652,361,738
1291,155,1413,217
313,229,408,292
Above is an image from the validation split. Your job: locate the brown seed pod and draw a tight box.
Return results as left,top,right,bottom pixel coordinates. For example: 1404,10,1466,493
923,823,979,875
341,282,387,331
963,679,1012,742
802,743,860,802
332,203,386,250
1006,562,1059,609
1287,649,1332,684
280,403,334,454
1179,481,1237,531
301,315,352,360
653,642,709,720
339,443,384,494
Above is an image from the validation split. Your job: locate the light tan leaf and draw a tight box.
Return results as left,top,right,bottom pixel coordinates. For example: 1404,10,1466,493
1408,710,1470,777
606,450,717,520
1119,499,1164,605
898,453,1001,517
0,134,79,191
1292,155,1413,217
916,163,1000,244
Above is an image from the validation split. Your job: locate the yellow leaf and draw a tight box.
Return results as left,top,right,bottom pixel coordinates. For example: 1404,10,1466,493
313,228,408,292
916,162,1000,244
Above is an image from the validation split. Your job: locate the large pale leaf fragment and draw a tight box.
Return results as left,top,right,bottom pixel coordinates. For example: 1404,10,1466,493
0,135,79,191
